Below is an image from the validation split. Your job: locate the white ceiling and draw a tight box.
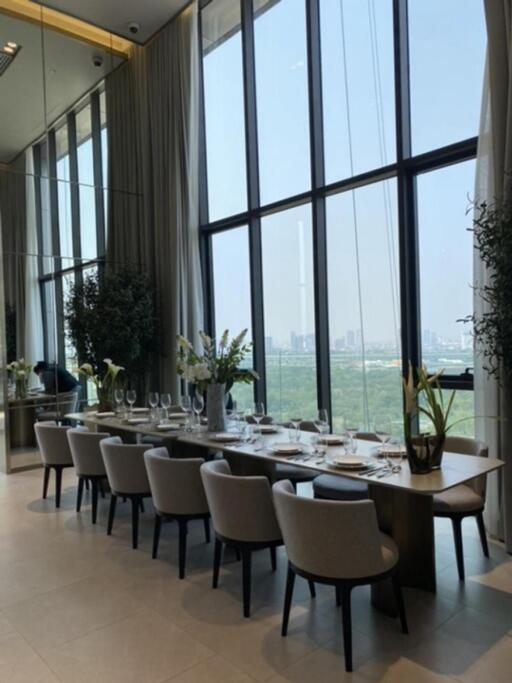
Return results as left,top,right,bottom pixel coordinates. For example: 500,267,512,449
35,0,191,44
0,12,122,163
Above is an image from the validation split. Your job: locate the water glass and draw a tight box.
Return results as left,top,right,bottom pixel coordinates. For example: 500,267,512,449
126,389,136,416
148,392,159,421
314,409,329,437
290,416,303,442
114,389,124,415
253,402,265,435
181,395,192,430
193,393,204,430
160,393,171,420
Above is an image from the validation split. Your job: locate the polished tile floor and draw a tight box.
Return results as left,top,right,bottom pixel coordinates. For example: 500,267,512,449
0,468,511,682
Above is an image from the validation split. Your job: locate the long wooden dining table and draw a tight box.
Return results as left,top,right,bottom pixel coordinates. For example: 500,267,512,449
67,411,505,615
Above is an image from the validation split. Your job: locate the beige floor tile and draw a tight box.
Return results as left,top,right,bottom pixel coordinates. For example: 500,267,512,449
40,607,212,683
452,634,512,683
0,631,60,682
3,575,142,649
162,654,254,682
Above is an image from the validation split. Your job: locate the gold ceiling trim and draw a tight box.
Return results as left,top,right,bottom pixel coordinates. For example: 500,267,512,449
0,0,133,58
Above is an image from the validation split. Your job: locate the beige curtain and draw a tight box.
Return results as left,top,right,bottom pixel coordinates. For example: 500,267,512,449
106,1,203,397
474,0,512,550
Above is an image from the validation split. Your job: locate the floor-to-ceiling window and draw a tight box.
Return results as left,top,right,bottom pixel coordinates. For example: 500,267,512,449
33,87,107,384
200,0,485,430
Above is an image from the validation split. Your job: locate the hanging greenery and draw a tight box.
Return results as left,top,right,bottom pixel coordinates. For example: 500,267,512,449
65,265,159,386
461,199,512,380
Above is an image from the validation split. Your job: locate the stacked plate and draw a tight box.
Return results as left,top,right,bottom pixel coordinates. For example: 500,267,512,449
270,443,304,455
330,455,372,470
259,425,279,435
211,433,240,443
318,434,346,446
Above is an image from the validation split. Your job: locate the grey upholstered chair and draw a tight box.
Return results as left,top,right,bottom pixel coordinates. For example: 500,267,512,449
37,388,81,424
144,448,210,578
433,436,489,580
201,459,305,618
67,429,110,524
273,480,408,672
312,432,379,501
100,437,153,549
34,421,74,508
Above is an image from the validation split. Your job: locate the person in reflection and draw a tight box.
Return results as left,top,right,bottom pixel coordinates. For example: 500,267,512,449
34,361,80,394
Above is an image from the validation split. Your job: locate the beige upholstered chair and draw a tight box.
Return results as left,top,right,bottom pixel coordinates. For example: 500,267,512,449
433,436,489,580
34,421,74,508
67,429,110,523
272,480,408,672
100,437,153,549
201,459,306,618
312,432,379,501
144,448,210,578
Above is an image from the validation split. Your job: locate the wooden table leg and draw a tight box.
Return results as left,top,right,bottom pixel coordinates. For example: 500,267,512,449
369,484,436,616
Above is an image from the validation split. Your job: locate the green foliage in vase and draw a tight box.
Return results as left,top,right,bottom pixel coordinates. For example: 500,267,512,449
65,265,159,385
462,199,512,380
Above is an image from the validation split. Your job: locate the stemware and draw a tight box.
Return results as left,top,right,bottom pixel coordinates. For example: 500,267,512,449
126,389,136,416
148,392,159,421
160,393,171,421
193,393,204,430
290,415,303,442
253,402,265,433
114,389,125,415
344,416,361,454
314,409,329,436
181,395,192,430
373,420,396,471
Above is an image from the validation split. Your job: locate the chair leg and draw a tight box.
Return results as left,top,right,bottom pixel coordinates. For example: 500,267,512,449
42,466,50,499
91,480,99,524
281,564,296,636
340,585,353,672
178,519,188,579
55,466,63,508
99,479,105,499
476,511,489,558
85,479,90,491
152,514,162,559
270,546,277,571
308,580,316,598
213,538,223,588
241,549,252,618
107,494,117,535
131,498,140,549
234,547,241,561
76,478,84,512
391,573,408,634
335,586,341,606
203,517,210,544
139,499,145,513
451,516,465,581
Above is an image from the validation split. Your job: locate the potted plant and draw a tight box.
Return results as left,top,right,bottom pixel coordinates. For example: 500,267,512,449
176,329,258,431
78,359,124,411
7,358,33,399
403,365,457,473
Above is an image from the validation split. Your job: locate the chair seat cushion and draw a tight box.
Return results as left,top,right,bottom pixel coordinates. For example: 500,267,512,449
274,464,315,483
433,484,483,514
313,474,368,501
380,532,399,572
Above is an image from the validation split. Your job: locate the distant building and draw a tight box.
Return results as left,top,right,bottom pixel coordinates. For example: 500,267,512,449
334,337,346,350
347,329,355,347
265,336,273,353
305,334,315,352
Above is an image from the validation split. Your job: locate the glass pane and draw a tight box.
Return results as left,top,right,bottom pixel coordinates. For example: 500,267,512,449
320,0,395,183
211,226,253,408
409,0,486,155
202,0,247,221
254,0,310,205
77,128,97,259
418,160,475,376
261,204,317,420
327,180,402,432
57,174,73,259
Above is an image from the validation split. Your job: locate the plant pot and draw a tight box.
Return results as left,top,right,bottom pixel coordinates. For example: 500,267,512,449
97,384,113,412
406,434,445,474
429,433,445,469
206,383,226,432
15,377,27,400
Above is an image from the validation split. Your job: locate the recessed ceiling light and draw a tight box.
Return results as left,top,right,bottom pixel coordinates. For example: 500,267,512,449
6,41,17,49
0,42,22,77
3,46,14,54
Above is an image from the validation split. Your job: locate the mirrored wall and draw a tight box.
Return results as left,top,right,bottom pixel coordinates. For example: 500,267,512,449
0,5,142,471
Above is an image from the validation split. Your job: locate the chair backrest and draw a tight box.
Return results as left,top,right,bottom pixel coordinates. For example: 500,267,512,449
144,449,208,515
200,459,281,543
445,435,489,497
67,429,110,477
356,432,380,442
281,420,317,433
273,480,389,580
34,421,73,466
100,436,151,495
246,415,274,425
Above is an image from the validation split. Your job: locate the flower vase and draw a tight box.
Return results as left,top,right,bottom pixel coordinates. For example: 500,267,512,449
206,383,226,432
15,377,27,400
97,384,113,412
405,434,445,474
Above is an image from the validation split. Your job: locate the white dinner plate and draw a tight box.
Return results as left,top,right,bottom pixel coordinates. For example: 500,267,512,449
319,434,346,446
330,455,371,470
376,445,406,458
211,433,240,443
271,443,304,455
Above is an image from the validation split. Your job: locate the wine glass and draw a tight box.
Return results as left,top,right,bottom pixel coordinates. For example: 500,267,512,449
290,415,303,442
253,402,265,434
193,393,204,430
314,409,329,435
181,395,192,430
344,415,360,454
160,393,171,421
114,389,124,415
374,420,393,469
148,392,159,422
126,389,136,416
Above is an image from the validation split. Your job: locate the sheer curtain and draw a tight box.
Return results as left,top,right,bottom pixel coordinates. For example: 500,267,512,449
106,1,203,396
474,0,512,550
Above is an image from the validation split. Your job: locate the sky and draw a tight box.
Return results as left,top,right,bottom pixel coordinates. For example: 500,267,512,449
203,0,486,352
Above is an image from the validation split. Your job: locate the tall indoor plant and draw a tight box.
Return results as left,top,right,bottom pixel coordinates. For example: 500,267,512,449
176,329,258,431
